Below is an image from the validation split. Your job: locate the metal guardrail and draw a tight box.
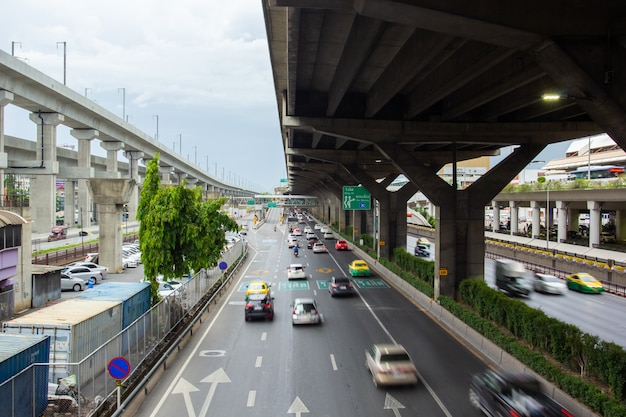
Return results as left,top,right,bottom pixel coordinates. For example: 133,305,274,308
2,239,247,417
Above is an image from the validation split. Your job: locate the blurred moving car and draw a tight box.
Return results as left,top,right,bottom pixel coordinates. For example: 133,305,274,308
329,276,355,297
365,344,418,387
60,274,85,292
533,273,566,294
417,237,431,246
314,224,323,230
304,226,313,233
291,298,321,325
287,264,306,280
61,266,103,284
335,239,348,250
245,294,274,321
469,369,573,417
323,230,334,239
292,228,303,236
287,236,299,248
414,244,430,257
566,272,604,293
307,236,319,249
305,231,317,240
312,242,327,253
349,260,371,277
245,281,272,299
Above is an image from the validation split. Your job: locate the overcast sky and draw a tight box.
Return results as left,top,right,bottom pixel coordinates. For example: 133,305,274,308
0,0,285,192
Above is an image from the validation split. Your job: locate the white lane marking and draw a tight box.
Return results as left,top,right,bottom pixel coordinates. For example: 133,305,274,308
330,354,338,371
147,249,259,417
247,390,256,407
255,356,263,367
261,332,267,341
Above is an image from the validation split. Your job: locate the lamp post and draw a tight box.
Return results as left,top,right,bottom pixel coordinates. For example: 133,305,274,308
153,115,159,141
118,88,126,120
56,42,66,85
546,181,550,249
588,135,592,180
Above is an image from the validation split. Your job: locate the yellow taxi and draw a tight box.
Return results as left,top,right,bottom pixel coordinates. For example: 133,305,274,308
566,272,604,294
348,260,371,277
245,281,272,299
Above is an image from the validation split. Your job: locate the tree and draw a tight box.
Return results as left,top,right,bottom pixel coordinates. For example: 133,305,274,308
138,154,239,302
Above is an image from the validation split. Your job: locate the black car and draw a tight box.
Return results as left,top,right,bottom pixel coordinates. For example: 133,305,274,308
329,276,355,297
307,237,319,249
244,294,274,321
414,244,430,257
469,369,573,417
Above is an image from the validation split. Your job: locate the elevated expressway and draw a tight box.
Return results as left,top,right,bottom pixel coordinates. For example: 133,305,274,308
262,0,626,299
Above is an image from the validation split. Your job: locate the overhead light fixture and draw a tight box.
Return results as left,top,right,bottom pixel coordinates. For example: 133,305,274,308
542,92,594,102
542,94,562,101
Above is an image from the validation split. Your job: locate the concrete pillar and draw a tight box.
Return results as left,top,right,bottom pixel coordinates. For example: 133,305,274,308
186,178,197,189
100,141,123,178
557,201,568,242
64,180,76,225
531,200,541,238
616,209,625,241
123,151,143,222
70,129,98,227
570,208,581,235
12,213,31,312
491,202,500,232
0,91,13,200
28,112,63,234
509,201,519,234
588,201,601,247
87,179,135,273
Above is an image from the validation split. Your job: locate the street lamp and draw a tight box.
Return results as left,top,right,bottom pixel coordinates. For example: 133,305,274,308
56,42,66,85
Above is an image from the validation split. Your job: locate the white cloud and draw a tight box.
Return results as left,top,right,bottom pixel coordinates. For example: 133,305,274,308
1,0,284,191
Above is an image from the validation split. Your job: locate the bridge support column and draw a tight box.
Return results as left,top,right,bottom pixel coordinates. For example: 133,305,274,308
64,180,76,225
531,200,542,238
87,179,135,273
616,210,626,241
491,202,500,232
28,112,63,234
70,129,98,227
509,201,519,234
557,201,568,242
124,151,143,222
588,201,601,247
100,141,123,178
0,91,13,199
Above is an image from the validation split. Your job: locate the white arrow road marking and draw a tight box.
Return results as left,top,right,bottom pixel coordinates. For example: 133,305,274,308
172,378,200,417
247,390,256,407
197,368,231,417
287,396,309,417
383,393,405,417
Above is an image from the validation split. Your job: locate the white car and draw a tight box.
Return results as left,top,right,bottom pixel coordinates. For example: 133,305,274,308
365,344,418,387
287,237,299,248
533,273,567,294
314,224,322,230
320,227,330,233
122,249,141,266
61,266,103,284
291,297,321,325
287,264,306,280
66,261,108,278
323,231,334,239
60,274,85,292
303,226,312,233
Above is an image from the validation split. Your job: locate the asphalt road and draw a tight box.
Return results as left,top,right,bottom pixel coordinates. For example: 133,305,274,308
129,212,486,417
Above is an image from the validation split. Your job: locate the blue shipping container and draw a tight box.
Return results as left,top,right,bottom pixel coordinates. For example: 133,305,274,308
0,333,50,417
76,282,151,328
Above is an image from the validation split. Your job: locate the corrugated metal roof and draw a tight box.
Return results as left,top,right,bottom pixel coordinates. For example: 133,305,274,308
4,299,121,326
76,282,150,301
0,210,27,227
0,333,48,362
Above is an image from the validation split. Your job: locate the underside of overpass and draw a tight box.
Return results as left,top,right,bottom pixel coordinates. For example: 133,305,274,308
262,0,626,299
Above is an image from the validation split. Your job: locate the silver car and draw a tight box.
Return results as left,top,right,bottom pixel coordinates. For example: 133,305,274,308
61,266,103,284
291,298,321,325
60,273,85,292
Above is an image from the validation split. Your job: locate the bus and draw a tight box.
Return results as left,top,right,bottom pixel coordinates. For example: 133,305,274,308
567,165,625,180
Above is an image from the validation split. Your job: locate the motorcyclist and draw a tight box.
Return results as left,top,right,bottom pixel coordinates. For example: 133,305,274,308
293,245,299,257
274,225,277,232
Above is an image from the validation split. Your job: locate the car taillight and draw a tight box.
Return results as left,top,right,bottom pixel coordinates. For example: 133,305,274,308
560,409,573,417
331,284,338,288
507,411,520,417
245,303,253,310
264,303,271,308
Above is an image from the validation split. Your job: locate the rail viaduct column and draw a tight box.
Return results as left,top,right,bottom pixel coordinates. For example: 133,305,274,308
100,141,123,178
531,200,542,238
491,202,500,232
509,201,519,234
0,91,12,199
28,112,63,234
123,151,143,222
588,201,601,247
70,129,98,227
557,201,568,242
64,180,76,225
87,179,135,273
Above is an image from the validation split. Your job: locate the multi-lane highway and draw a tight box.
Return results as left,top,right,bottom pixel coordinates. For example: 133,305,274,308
128,211,487,417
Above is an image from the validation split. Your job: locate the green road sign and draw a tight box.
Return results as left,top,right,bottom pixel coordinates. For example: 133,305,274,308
343,186,371,210
268,202,277,208
247,199,255,205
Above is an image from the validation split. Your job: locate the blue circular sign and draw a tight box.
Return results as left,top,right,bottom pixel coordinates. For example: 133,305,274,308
219,261,228,271
108,357,131,380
